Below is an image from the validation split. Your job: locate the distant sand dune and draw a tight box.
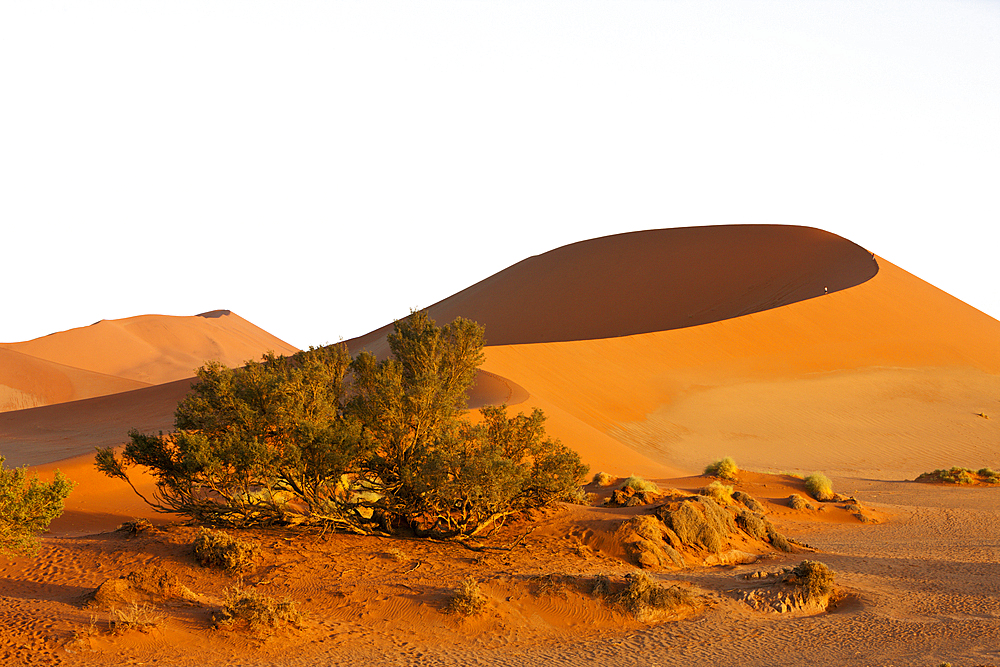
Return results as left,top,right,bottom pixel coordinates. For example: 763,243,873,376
0,311,297,412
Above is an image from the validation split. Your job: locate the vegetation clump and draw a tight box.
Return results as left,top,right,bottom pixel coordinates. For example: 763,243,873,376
0,457,75,557
703,457,739,481
193,528,260,574
110,602,164,635
732,490,765,513
215,586,303,635
446,577,487,616
804,473,834,501
916,467,1000,485
655,496,734,554
699,480,733,503
788,494,814,510
789,560,835,603
592,471,616,487
610,571,695,621
97,312,587,540
621,475,659,494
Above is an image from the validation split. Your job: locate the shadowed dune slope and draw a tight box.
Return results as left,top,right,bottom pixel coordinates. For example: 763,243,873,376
0,310,297,411
0,379,193,467
350,224,878,352
0,347,148,413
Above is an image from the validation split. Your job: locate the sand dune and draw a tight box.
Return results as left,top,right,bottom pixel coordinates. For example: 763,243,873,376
2,224,1000,666
0,347,148,413
0,310,297,407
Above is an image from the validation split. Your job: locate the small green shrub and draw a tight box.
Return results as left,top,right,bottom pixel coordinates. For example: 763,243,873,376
563,486,596,505
621,475,660,494
703,457,739,481
447,577,487,616
804,473,834,501
193,528,260,574
216,586,302,634
592,472,616,487
916,467,977,485
0,457,76,556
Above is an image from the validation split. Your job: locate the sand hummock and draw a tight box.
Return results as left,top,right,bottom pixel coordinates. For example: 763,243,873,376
2,225,1000,666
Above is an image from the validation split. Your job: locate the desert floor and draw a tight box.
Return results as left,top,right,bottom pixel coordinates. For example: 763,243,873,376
2,472,999,667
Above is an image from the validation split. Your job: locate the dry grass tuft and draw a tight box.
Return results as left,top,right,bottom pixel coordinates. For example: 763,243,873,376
215,586,303,635
621,475,660,494
732,490,765,513
116,518,154,535
592,471,616,487
804,473,834,501
193,528,260,574
110,602,165,635
446,577,488,617
699,480,733,503
790,560,834,603
611,571,695,620
703,457,739,481
788,493,814,510
384,547,410,562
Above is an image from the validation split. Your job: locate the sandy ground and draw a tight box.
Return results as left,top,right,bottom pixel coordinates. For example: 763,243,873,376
2,225,1000,666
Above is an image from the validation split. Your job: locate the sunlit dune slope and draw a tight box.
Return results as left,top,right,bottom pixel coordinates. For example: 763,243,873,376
0,310,297,412
351,225,998,479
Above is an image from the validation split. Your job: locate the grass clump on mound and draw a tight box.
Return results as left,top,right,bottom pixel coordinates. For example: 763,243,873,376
110,602,165,635
193,528,260,574
446,577,488,617
592,471,616,487
804,473,834,501
610,571,695,621
215,586,303,635
703,457,739,481
788,493,814,510
699,480,733,504
790,560,834,603
656,496,735,553
621,475,660,494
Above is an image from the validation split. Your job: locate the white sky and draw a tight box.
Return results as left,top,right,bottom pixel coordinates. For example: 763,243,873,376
2,1,998,349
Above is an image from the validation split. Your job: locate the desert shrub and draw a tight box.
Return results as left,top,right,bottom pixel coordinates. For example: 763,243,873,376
592,471,616,487
611,571,694,620
116,518,154,535
732,490,765,513
699,480,733,503
446,577,487,616
788,494,813,510
193,528,260,574
216,586,302,634
980,468,1000,484
804,473,834,501
790,560,834,602
916,467,977,485
110,602,164,634
562,486,595,505
0,457,75,557
621,475,659,494
98,313,587,539
703,457,739,481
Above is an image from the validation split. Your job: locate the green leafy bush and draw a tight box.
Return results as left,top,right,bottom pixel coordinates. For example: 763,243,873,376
0,457,75,556
98,313,587,540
